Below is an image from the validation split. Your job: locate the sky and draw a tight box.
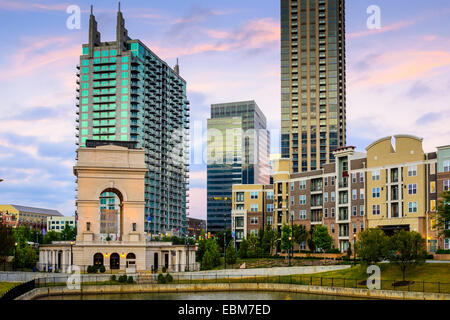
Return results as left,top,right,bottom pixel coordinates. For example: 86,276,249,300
0,0,450,220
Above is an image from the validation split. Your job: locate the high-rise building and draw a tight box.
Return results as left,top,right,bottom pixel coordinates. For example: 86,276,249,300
281,0,347,173
207,101,270,233
75,6,189,237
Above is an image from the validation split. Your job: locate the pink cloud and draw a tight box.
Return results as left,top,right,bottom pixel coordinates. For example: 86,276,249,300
151,18,279,59
0,0,69,11
0,37,79,81
348,20,418,39
350,50,450,88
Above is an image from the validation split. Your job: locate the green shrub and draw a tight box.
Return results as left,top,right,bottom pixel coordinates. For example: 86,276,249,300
166,273,173,283
99,265,106,273
436,249,450,254
110,275,116,281
157,273,166,284
162,266,167,273
325,248,341,254
127,276,134,284
87,265,97,273
118,275,127,283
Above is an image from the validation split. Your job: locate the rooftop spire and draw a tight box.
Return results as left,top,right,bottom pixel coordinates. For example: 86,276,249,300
90,4,93,15
174,58,180,75
118,2,121,12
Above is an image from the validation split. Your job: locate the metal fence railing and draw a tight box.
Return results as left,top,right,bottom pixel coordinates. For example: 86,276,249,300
2,273,449,299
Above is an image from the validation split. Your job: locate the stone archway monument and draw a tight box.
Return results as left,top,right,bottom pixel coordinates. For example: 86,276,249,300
74,141,147,244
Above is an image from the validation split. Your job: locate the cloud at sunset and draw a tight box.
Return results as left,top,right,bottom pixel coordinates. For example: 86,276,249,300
0,0,449,221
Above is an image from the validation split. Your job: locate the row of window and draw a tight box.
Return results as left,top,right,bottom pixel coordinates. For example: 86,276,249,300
371,202,418,215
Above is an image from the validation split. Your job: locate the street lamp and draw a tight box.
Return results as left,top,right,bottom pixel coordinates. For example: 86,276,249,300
13,242,18,270
288,236,292,267
353,235,357,266
70,241,74,270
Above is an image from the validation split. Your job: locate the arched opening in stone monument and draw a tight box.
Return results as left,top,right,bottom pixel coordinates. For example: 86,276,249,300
110,253,120,270
99,189,123,241
93,252,104,267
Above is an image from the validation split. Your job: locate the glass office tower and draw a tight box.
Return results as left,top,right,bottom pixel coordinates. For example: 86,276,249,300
76,7,189,237
207,101,270,233
281,0,346,173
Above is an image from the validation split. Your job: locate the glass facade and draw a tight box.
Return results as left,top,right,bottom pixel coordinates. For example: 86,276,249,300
207,101,270,233
281,0,346,172
76,10,189,237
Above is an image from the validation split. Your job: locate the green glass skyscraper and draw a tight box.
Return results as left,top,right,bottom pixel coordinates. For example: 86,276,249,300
281,0,346,173
76,7,189,237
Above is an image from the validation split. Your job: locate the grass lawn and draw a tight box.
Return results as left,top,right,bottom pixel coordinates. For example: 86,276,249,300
0,282,20,296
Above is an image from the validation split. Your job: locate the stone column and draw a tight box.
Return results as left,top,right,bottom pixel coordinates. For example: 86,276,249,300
62,249,67,273
52,250,56,273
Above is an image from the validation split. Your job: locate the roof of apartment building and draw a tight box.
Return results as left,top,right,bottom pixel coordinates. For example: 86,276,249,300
9,205,62,217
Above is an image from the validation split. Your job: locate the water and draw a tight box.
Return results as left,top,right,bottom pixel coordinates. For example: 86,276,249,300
38,291,362,300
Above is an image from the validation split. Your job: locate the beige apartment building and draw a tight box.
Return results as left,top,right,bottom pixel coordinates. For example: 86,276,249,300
231,135,446,253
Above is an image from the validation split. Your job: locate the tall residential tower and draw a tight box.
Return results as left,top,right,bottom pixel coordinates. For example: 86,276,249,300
207,101,270,233
281,0,346,173
76,6,189,237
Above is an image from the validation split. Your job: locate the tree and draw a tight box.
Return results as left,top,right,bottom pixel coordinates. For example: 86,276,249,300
292,224,307,252
215,229,232,253
247,234,261,258
388,230,427,281
0,224,15,264
280,224,293,253
311,225,333,252
13,225,32,248
436,191,450,240
196,237,207,263
43,230,61,244
14,245,38,269
201,238,221,270
225,240,237,265
355,228,390,266
61,224,76,241
262,228,278,255
238,238,249,259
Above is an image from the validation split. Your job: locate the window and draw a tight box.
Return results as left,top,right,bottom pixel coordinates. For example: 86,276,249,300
352,206,357,216
250,217,258,225
267,191,274,199
250,229,258,236
251,192,258,199
267,204,274,212
360,189,365,200
430,200,436,212
445,239,450,250
300,241,306,250
372,205,380,215
352,173,356,183
86,222,91,231
408,184,417,195
324,208,328,218
372,170,380,181
408,165,417,177
267,216,273,225
299,180,306,190
250,204,258,212
353,223,357,234
324,177,328,187
331,176,335,185
331,224,335,234
444,180,450,191
331,192,335,202
290,182,295,191
300,210,307,220
360,205,365,216
352,189,357,200
444,160,450,172
299,195,306,205
236,192,244,202
372,188,380,198
408,202,418,213
331,208,335,217
360,173,364,183
132,223,136,232
290,196,294,205
430,181,436,193
360,222,365,231
324,192,328,203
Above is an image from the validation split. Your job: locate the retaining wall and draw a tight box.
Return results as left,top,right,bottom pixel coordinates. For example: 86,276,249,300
19,282,450,300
